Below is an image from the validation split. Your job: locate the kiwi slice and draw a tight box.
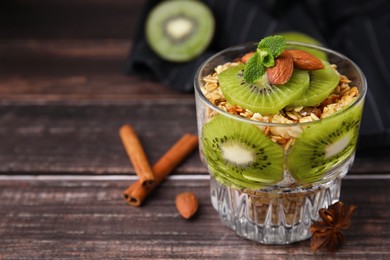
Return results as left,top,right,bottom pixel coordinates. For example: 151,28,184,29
287,101,363,183
280,31,328,61
201,115,284,189
218,64,310,114
290,61,340,107
212,170,264,190
145,0,215,62
280,32,323,46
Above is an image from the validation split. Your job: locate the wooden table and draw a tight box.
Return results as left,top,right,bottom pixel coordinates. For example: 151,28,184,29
1,1,389,259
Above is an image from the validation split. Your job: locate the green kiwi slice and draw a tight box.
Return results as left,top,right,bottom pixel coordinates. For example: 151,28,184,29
280,31,328,61
212,170,264,190
145,0,215,62
218,64,310,114
290,61,340,107
287,101,363,183
201,115,284,189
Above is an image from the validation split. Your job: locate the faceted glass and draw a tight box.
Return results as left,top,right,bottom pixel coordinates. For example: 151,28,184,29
194,42,367,244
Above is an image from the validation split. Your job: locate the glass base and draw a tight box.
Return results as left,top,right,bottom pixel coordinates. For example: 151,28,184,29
210,176,342,244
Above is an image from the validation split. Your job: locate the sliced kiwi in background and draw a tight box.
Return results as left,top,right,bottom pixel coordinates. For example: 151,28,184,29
280,31,328,61
287,102,363,183
280,32,323,46
290,61,340,107
218,64,310,114
145,0,215,62
201,115,284,189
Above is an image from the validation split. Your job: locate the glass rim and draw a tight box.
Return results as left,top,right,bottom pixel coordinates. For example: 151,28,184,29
194,41,367,127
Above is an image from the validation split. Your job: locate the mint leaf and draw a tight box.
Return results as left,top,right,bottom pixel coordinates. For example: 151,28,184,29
258,35,286,57
244,52,265,83
243,35,286,83
258,49,275,67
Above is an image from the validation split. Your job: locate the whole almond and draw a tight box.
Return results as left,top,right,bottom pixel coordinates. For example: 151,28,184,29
288,50,324,70
175,192,199,219
241,52,255,64
266,50,294,85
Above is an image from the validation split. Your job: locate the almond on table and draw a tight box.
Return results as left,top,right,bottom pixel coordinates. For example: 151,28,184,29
175,192,199,219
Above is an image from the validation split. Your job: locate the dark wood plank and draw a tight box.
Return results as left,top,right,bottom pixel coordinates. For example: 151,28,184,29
0,103,389,175
0,178,389,259
0,0,147,39
0,40,186,101
0,102,201,175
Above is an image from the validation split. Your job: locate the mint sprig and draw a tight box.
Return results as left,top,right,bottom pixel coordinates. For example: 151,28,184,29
243,52,265,83
258,35,286,57
244,35,286,83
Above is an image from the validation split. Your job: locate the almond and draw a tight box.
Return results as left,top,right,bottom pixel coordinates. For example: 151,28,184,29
266,50,294,85
175,192,199,219
288,50,324,70
241,52,255,64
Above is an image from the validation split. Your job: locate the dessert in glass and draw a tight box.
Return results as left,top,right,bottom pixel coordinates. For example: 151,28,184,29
194,36,366,244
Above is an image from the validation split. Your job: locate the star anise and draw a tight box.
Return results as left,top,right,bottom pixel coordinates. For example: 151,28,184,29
310,201,357,253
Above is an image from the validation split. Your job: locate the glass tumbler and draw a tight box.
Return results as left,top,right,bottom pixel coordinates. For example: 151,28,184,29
194,42,366,244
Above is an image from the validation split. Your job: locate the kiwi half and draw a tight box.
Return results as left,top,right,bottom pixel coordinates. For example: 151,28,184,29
290,61,340,107
145,0,214,62
218,64,310,114
287,101,363,183
201,115,284,189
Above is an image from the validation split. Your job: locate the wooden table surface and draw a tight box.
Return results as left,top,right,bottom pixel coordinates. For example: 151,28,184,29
1,1,389,259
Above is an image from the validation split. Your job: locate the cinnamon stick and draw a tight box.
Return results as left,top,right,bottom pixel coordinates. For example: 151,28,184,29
119,124,155,187
123,133,199,206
